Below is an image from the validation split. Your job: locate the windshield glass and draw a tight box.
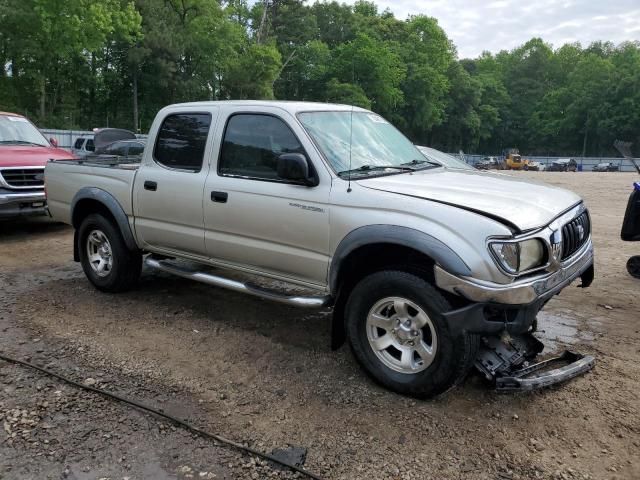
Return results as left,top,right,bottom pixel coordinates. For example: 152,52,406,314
0,115,49,146
417,146,474,170
298,111,430,175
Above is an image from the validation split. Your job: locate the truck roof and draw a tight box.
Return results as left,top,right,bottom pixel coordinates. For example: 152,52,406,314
165,100,371,114
0,111,23,117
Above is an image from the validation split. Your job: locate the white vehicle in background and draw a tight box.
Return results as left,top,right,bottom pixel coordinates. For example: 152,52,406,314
526,161,546,172
72,136,95,158
72,128,138,158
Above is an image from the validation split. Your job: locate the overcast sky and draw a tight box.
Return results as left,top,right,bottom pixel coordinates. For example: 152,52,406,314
340,0,640,58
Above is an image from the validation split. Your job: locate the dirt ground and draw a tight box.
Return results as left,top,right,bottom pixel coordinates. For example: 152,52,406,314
1,171,639,480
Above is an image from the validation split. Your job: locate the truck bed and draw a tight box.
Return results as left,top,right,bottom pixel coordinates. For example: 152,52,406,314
45,156,139,225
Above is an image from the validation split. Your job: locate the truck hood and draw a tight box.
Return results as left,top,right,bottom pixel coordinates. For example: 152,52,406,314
0,145,74,167
357,169,582,231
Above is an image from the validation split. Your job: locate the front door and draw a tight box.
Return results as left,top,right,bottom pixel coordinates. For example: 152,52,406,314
203,109,331,287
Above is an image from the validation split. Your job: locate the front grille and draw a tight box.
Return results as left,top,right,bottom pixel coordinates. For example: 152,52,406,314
561,210,590,260
0,168,45,188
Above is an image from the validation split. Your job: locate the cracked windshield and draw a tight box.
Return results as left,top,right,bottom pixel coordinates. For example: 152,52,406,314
298,111,434,176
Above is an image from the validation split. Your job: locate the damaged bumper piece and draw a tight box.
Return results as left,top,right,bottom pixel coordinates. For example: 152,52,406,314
475,334,595,393
494,351,595,392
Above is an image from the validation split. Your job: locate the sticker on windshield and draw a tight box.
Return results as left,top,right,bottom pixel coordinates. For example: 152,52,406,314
6,116,28,122
367,114,388,124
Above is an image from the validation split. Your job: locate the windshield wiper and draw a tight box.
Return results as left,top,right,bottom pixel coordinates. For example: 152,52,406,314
401,158,442,168
338,164,415,177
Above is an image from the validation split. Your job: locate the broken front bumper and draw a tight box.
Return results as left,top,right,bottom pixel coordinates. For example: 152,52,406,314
437,242,597,392
435,240,594,306
436,240,594,339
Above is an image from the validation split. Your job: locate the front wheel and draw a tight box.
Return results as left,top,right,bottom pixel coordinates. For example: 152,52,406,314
345,270,480,398
628,256,640,279
78,213,142,292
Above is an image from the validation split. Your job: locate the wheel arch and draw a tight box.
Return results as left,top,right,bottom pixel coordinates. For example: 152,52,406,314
71,188,137,261
328,225,472,349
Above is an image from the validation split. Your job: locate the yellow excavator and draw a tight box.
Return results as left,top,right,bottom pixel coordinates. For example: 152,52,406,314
503,148,529,170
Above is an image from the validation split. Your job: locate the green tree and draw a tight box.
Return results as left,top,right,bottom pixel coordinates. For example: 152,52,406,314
325,78,371,108
0,0,140,124
223,43,282,99
397,15,453,142
331,33,406,117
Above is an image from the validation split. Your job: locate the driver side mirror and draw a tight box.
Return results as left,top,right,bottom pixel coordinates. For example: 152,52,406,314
277,153,317,186
49,137,58,147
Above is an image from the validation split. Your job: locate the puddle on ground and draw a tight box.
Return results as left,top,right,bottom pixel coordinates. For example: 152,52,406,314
535,311,599,353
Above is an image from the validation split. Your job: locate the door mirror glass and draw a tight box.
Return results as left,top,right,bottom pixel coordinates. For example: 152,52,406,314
49,137,58,147
277,153,315,185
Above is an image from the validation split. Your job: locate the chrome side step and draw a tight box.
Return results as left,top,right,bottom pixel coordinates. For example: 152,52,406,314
144,257,332,309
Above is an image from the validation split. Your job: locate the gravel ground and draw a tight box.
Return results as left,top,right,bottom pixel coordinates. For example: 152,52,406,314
1,171,639,480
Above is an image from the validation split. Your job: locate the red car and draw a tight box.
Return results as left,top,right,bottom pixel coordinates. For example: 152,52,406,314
0,111,74,219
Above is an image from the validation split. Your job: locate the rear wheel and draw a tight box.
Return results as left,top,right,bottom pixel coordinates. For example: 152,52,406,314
78,213,142,292
345,270,480,398
627,256,640,279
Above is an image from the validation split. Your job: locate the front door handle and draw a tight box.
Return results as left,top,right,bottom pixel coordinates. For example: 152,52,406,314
211,191,228,203
144,180,157,191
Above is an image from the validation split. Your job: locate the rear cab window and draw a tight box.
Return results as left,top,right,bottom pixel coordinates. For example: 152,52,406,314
153,113,212,172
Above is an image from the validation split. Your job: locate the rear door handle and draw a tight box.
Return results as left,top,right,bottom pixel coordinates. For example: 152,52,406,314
211,191,228,203
144,180,157,191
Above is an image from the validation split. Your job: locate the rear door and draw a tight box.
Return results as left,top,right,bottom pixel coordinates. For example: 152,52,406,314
202,107,331,287
133,108,218,257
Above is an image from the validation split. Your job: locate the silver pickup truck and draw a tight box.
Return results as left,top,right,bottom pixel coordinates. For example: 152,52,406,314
45,101,595,397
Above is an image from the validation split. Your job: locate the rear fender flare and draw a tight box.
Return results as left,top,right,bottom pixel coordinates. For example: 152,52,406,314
71,187,137,252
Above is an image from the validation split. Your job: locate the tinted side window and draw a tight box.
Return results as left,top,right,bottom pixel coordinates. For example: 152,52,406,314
74,138,84,149
86,139,95,152
219,114,305,181
154,113,211,172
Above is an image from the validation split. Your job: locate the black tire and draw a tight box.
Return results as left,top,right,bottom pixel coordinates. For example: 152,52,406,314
78,213,142,292
345,270,480,398
627,256,640,279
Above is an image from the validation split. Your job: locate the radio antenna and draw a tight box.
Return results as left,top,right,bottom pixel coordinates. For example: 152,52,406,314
347,105,354,193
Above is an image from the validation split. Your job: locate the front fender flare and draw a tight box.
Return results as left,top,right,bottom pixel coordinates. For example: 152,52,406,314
327,225,472,350
329,224,472,294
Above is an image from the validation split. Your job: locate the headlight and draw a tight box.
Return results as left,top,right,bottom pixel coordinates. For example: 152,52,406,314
490,239,545,274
